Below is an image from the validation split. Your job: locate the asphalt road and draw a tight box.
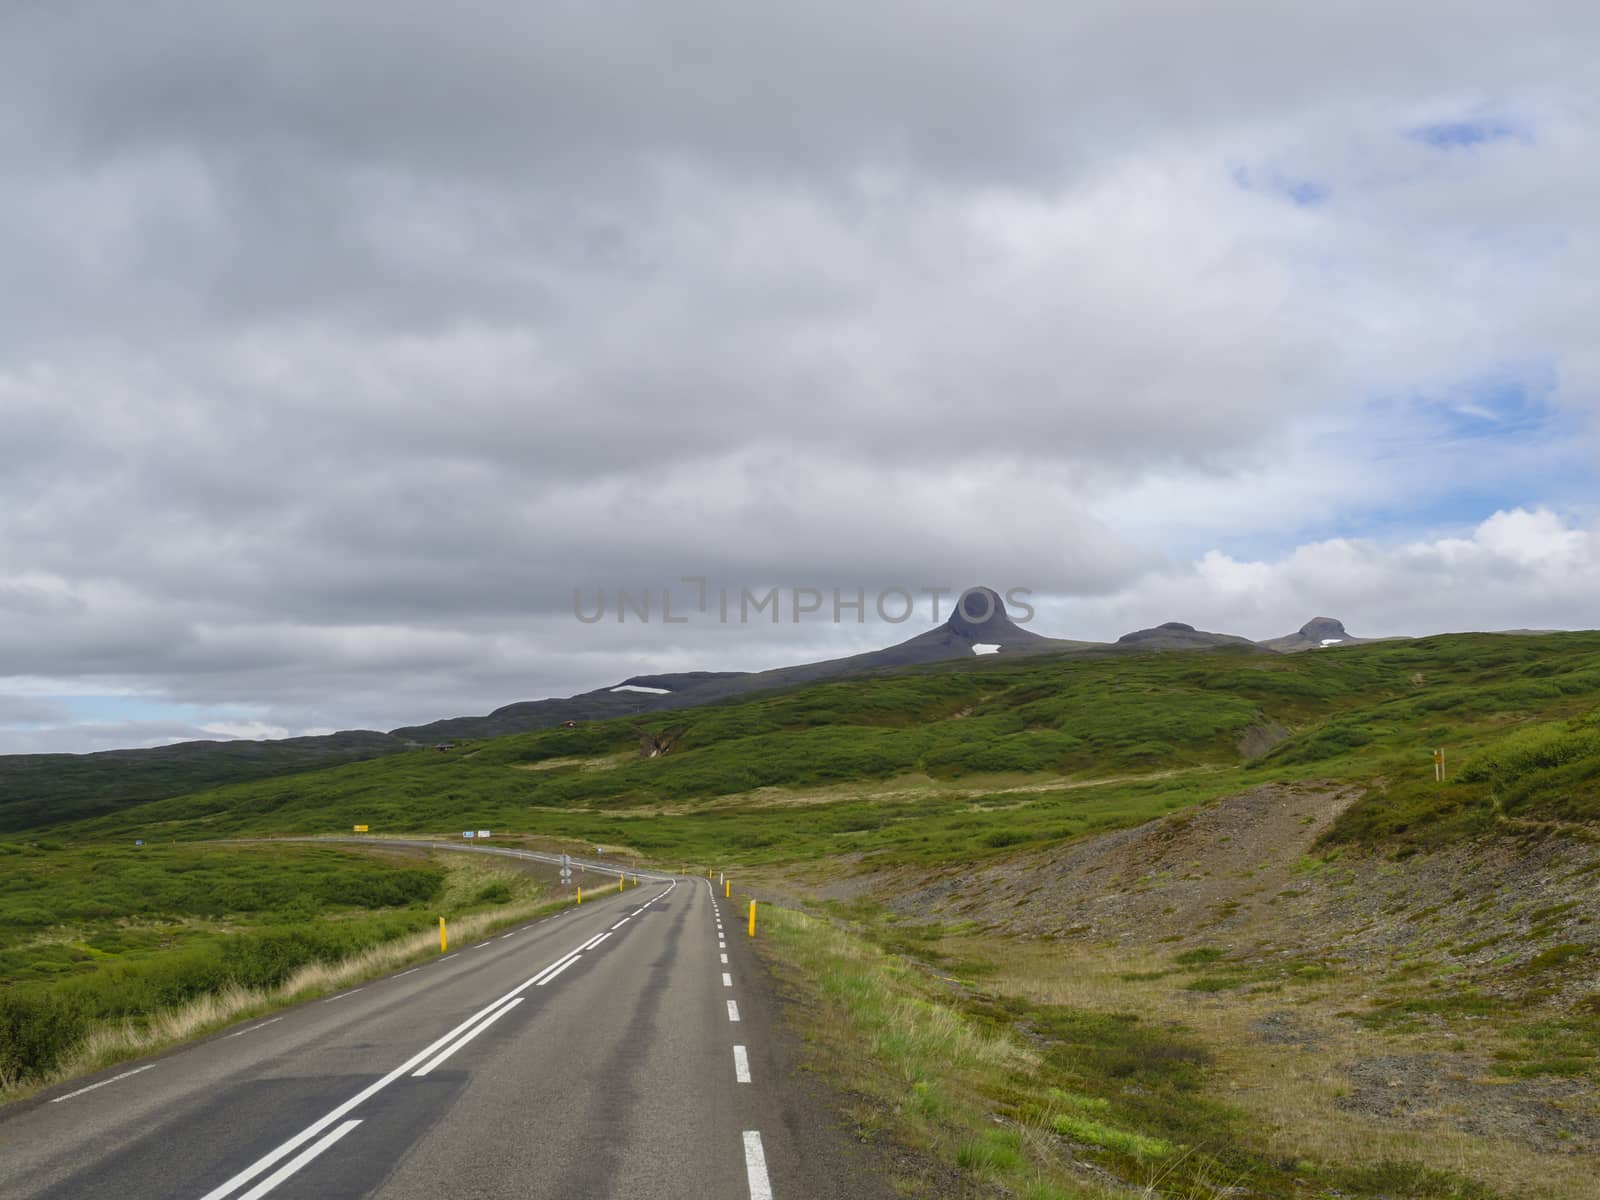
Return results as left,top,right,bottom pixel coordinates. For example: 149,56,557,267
1,864,889,1199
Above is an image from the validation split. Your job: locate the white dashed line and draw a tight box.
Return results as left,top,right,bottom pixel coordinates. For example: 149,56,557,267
438,953,458,962
394,968,421,979
720,953,728,964
235,1119,362,1200
49,1064,154,1103
742,1131,773,1200
722,973,732,987
324,987,365,1003
225,1018,284,1040
727,1000,740,1022
610,919,629,930
733,1044,751,1083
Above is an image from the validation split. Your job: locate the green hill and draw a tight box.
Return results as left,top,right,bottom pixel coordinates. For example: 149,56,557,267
42,631,1600,863
0,731,407,834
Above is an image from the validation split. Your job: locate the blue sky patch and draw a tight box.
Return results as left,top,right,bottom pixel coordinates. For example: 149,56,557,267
1230,163,1330,207
1410,118,1525,149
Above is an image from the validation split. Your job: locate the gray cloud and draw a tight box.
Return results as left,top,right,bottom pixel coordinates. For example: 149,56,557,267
2,3,1599,750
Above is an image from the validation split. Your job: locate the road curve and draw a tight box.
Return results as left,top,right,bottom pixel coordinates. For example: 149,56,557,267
1,875,891,1198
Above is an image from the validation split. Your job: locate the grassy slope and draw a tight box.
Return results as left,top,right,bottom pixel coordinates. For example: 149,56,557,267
760,907,1518,1200
0,731,405,834
41,632,1600,866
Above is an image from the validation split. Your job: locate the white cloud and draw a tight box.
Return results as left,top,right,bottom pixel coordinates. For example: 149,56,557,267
1051,507,1600,641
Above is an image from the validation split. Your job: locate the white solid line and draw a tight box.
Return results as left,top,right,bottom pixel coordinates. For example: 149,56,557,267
531,948,583,984
411,999,524,1076
235,1119,362,1200
578,931,610,951
198,933,597,1200
225,1017,284,1040
727,1000,740,1022
733,1044,751,1083
720,953,728,963
722,973,733,987
49,1063,154,1102
743,1131,773,1200
537,956,579,985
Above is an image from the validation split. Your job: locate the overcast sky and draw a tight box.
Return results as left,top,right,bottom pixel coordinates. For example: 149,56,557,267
3,2,1599,753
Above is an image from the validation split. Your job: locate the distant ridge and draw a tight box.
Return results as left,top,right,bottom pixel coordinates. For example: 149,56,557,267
393,587,1095,740
1259,616,1376,653
0,593,1433,829
1115,621,1262,652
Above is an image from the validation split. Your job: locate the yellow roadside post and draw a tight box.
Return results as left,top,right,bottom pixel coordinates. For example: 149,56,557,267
724,879,730,899
438,917,447,953
748,900,756,937
577,886,582,905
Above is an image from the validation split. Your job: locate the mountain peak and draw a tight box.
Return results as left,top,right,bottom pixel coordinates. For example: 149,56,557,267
1299,617,1349,640
945,587,1018,641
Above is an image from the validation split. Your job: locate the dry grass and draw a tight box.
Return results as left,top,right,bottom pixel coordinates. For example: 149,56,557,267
3,880,576,1106
947,935,1599,1199
510,752,630,773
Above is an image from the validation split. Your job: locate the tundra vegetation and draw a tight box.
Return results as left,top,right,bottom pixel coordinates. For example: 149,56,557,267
4,630,1600,1196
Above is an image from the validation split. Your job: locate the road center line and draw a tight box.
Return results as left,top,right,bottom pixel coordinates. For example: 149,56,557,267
235,1120,362,1200
196,924,615,1200
722,973,732,987
411,999,525,1076
742,1131,773,1200
733,1045,751,1083
727,1000,740,1022
536,957,579,986
49,1063,154,1103
720,953,728,963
